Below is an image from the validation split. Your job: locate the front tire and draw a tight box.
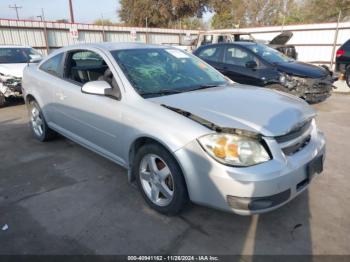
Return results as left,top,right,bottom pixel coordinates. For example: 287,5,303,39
28,100,56,141
134,143,188,215
0,92,6,108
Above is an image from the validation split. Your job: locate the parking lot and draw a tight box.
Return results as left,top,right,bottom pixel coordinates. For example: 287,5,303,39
0,94,349,255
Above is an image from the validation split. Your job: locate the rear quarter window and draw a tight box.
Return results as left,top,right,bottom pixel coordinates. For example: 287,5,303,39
197,46,221,62
39,53,64,77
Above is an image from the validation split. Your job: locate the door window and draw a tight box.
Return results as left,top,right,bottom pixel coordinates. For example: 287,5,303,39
224,46,258,67
197,46,222,63
64,50,117,88
40,53,64,77
217,35,230,43
201,35,213,46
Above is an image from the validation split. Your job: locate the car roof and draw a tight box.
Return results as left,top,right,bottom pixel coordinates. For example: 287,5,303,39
58,42,170,52
226,41,258,47
0,45,33,48
198,41,258,49
198,30,251,35
340,39,350,49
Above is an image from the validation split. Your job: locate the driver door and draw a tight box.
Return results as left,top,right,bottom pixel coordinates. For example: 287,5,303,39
53,49,124,163
222,45,266,86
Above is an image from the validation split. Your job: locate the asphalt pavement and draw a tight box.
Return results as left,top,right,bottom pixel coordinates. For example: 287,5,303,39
0,94,349,255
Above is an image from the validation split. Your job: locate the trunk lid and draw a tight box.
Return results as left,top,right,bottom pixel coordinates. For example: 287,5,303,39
270,31,293,45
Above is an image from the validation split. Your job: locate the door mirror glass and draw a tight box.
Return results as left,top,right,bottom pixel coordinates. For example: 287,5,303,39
245,60,257,69
81,80,111,95
29,54,43,63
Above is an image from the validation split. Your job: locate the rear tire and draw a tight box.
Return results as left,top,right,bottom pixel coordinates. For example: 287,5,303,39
134,143,188,215
346,66,350,88
0,92,6,108
28,100,57,141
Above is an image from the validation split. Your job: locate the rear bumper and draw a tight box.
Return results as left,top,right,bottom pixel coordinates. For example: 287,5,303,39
175,127,326,215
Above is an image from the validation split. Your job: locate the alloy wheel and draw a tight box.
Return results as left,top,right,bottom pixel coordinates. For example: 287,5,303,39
139,154,174,206
30,105,44,137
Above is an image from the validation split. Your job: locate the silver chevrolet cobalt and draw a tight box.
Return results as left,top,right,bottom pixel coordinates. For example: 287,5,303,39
22,43,325,215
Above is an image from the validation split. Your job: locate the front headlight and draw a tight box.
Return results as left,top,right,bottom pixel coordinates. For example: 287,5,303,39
279,73,302,89
198,133,270,167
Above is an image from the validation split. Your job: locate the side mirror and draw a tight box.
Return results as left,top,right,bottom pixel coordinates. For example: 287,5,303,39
81,80,111,96
245,60,257,69
29,55,43,63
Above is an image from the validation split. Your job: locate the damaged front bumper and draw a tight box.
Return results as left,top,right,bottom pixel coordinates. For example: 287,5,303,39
0,75,22,98
281,75,334,103
174,124,326,215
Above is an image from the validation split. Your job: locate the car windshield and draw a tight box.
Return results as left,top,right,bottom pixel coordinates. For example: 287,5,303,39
0,48,42,64
111,48,227,97
245,43,293,64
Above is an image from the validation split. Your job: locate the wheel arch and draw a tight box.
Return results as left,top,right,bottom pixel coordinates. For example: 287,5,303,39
25,94,36,103
127,136,189,193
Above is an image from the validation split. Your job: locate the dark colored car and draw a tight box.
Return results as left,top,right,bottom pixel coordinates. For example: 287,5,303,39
335,39,350,87
194,31,297,60
194,42,335,103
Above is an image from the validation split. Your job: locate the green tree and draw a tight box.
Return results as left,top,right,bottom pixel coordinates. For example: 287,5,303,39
181,17,205,30
210,0,245,29
119,0,210,27
210,0,297,28
94,19,114,26
298,0,350,23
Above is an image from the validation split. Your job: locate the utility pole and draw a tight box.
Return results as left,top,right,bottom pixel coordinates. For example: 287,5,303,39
38,9,49,54
9,4,22,20
330,10,342,69
101,14,106,42
68,0,75,23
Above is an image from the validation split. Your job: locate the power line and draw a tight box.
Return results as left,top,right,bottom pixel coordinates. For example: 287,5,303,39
9,4,22,20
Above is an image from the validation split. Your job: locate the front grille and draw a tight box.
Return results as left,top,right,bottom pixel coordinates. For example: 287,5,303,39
308,76,333,93
276,120,313,156
282,135,311,155
275,120,312,143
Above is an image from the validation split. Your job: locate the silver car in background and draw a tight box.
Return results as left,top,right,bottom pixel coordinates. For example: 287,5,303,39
22,43,325,215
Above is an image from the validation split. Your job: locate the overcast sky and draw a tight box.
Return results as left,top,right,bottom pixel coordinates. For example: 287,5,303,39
0,0,213,24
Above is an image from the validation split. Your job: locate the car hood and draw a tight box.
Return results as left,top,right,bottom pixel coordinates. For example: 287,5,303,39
0,63,26,78
275,61,329,78
149,85,316,137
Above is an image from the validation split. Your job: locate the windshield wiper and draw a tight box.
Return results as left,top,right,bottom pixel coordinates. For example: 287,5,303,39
140,84,221,97
139,89,184,97
187,84,219,92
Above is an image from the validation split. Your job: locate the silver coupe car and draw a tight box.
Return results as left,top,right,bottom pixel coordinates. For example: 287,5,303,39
22,43,325,215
